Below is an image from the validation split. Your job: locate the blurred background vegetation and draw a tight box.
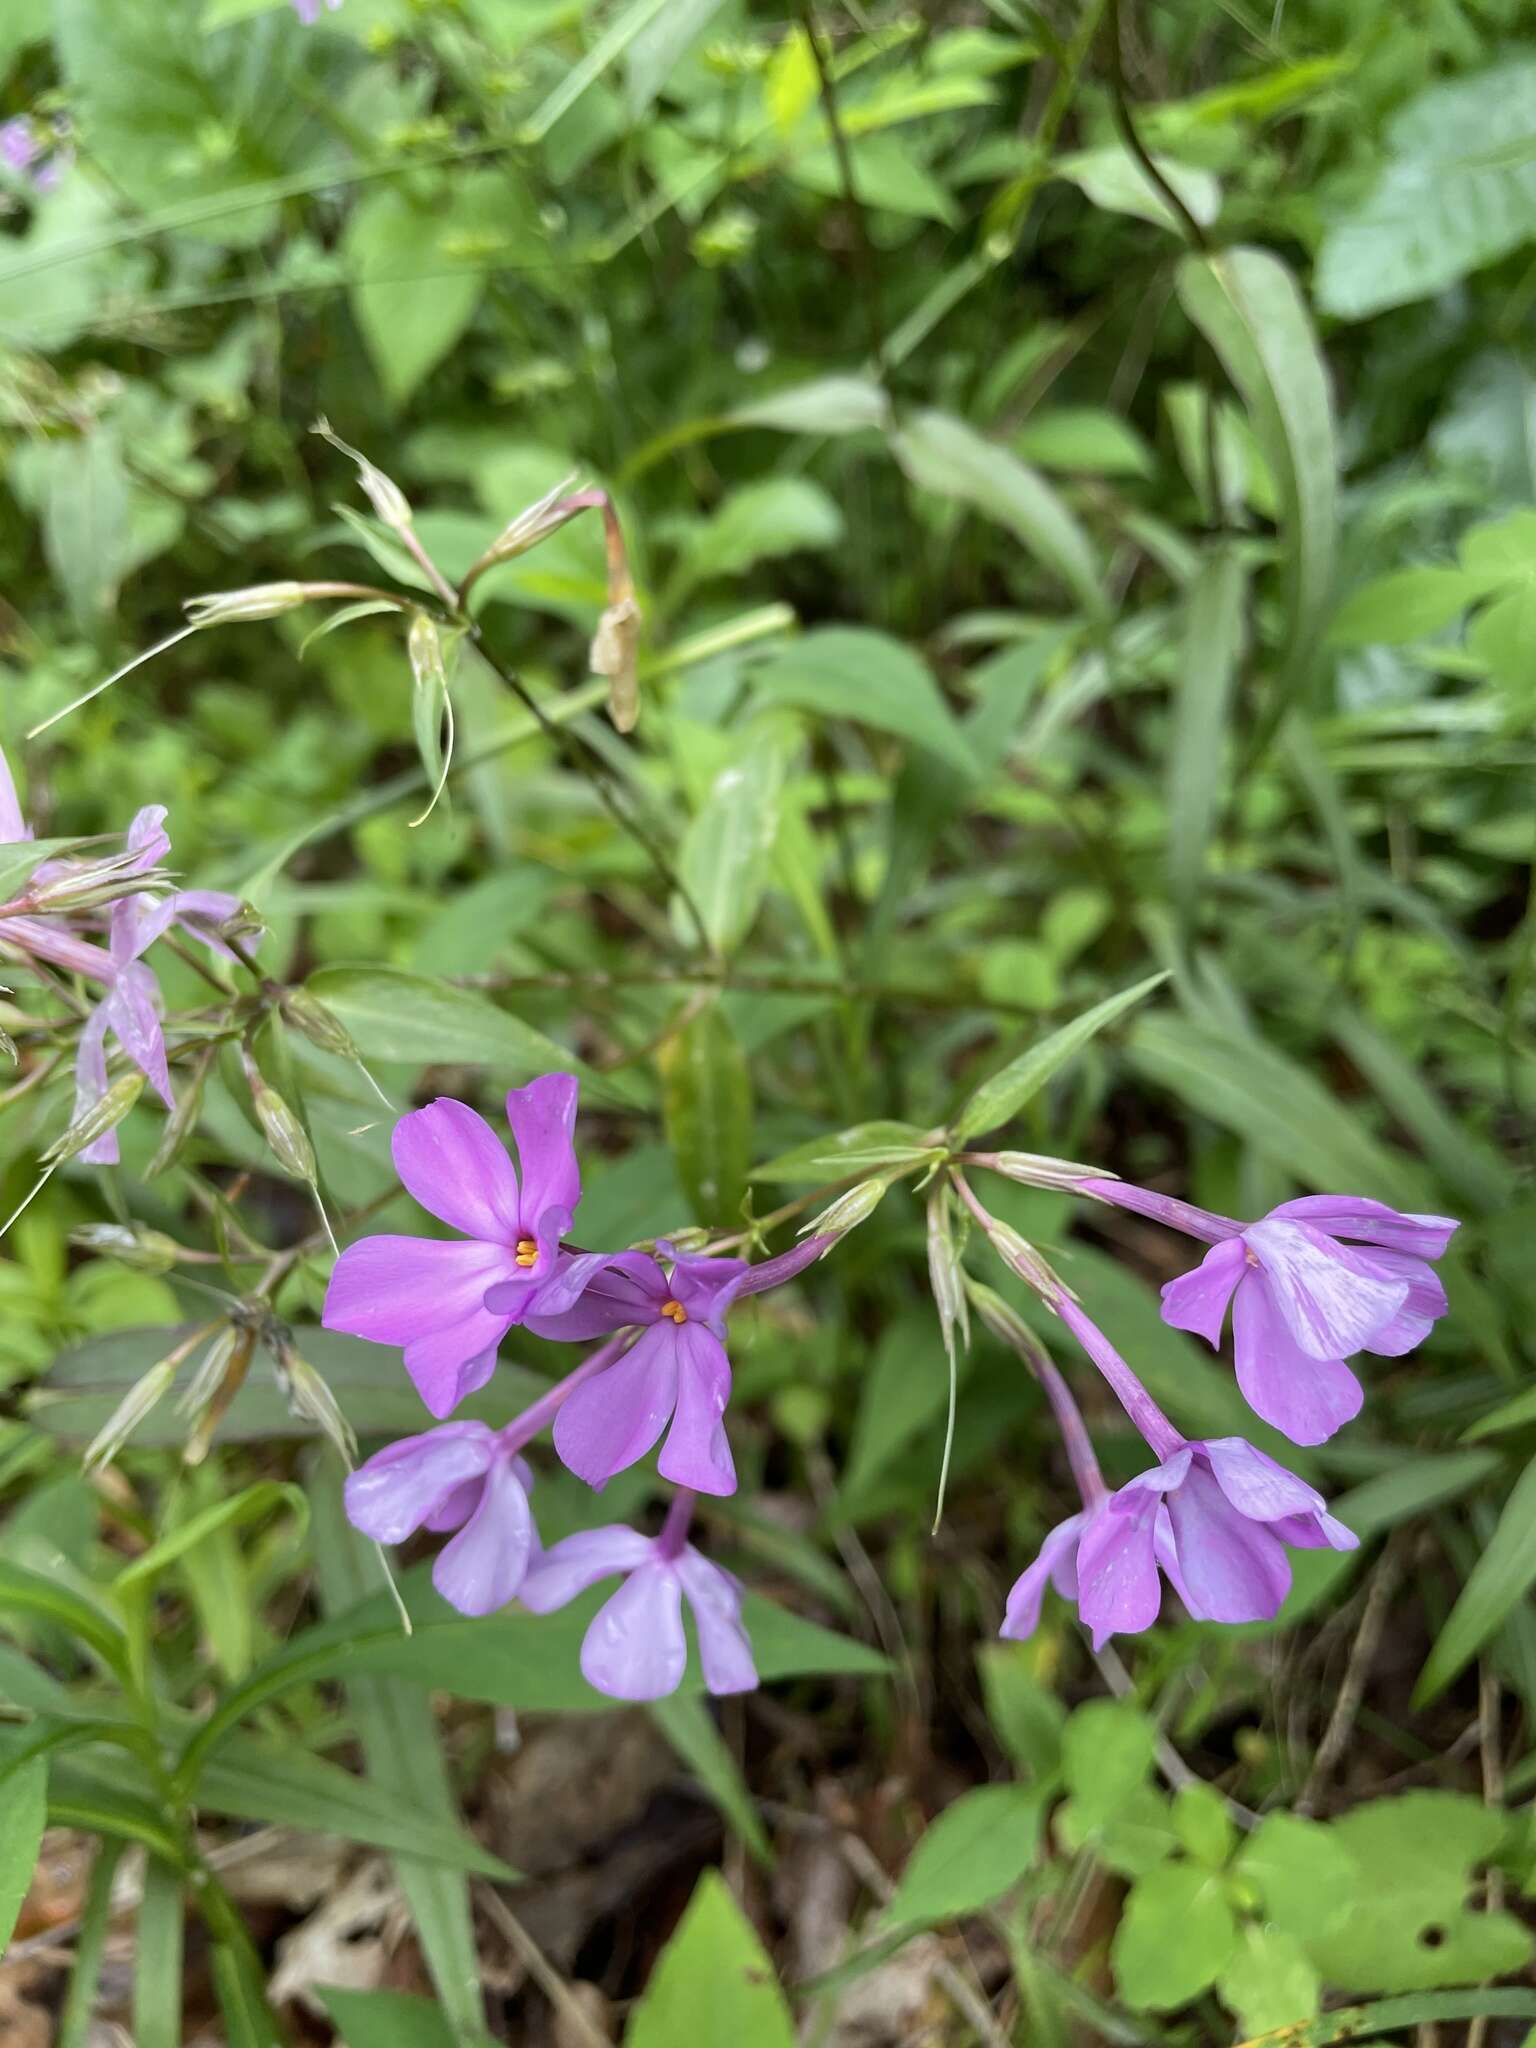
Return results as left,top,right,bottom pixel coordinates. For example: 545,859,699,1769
2,0,1536,2042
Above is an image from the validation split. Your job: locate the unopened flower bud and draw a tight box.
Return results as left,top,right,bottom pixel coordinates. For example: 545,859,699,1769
483,475,582,563
800,1177,888,1239
663,1227,712,1254
975,1214,1059,1300
147,1044,214,1179
251,1083,317,1184
984,1150,1111,1192
271,1337,357,1464
313,418,414,530
963,1276,1040,1360
925,1188,969,1359
184,582,310,627
69,1222,181,1274
280,987,359,1062
83,1359,179,1471
407,609,449,694
177,1324,240,1421
44,1071,145,1163
591,592,641,733
182,1322,257,1466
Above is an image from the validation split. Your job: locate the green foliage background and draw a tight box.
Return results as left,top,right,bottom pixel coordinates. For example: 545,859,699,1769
2,0,1536,2041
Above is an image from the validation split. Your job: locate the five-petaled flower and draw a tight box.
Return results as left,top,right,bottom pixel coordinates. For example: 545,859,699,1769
323,1079,615,1419
344,1420,539,1617
518,1514,756,1702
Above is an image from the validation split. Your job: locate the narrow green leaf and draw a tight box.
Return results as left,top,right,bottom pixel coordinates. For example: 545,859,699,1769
57,1839,126,2048
114,1481,307,1591
891,408,1107,619
1168,547,1247,917
750,627,979,777
1416,1451,1536,1705
0,1755,47,1951
751,1120,929,1185
650,1693,773,1867
676,725,791,954
953,972,1167,1143
306,966,644,1107
659,1001,754,1226
1177,246,1337,682
133,1857,185,2048
1243,1991,1536,2045
319,1987,465,2048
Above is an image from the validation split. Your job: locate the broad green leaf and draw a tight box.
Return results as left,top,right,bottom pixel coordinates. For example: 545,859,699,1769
1328,567,1473,648
1057,1781,1181,1880
319,1989,464,2048
1127,1014,1428,1206
1168,547,1246,917
1014,406,1154,477
676,725,792,953
1177,246,1337,682
627,1868,796,2048
623,0,728,118
1307,1791,1533,1993
1469,581,1536,701
39,429,130,628
1060,1700,1157,1830
1112,1862,1239,2010
751,1121,929,1185
1316,61,1536,319
732,375,890,436
660,1000,753,1226
976,1644,1066,1780
1218,1925,1321,2037
0,838,93,906
891,409,1107,619
650,1693,772,1866
345,173,530,407
953,971,1167,1143
750,627,979,777
1173,1781,1234,1869
0,1754,46,1951
675,478,842,593
884,1783,1044,1927
789,135,958,225
1058,144,1221,232
1233,1813,1357,1945
55,0,337,248
762,24,817,135
1416,1450,1536,1705
305,966,642,1107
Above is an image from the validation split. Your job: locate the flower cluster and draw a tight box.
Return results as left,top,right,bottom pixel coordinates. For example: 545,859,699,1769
0,115,70,195
982,1181,1457,1647
328,1073,1459,1701
326,1080,828,1701
0,750,245,1164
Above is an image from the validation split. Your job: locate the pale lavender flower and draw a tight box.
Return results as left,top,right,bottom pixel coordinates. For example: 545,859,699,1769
291,0,343,20
344,1420,538,1616
1082,1181,1457,1446
1013,1296,1358,1648
519,1492,756,1702
522,1234,830,1497
0,119,35,174
324,1080,613,1418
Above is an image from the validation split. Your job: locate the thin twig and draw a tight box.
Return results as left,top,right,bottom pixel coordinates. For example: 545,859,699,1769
1296,1535,1405,1815
1103,0,1209,252
798,2,890,381
475,1880,613,2048
1467,1662,1506,2048
1094,1642,1258,1827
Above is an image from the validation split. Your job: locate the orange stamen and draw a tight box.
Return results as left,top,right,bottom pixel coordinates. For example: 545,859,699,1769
660,1298,687,1324
514,1237,540,1268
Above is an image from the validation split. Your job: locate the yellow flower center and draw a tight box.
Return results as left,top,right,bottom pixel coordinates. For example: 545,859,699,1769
660,1298,688,1325
514,1237,540,1268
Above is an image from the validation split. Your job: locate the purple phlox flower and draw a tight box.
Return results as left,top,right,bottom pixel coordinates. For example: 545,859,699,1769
1071,1435,1357,1648
0,119,35,174
71,806,245,1167
291,0,343,20
533,1244,752,1497
530,1234,830,1497
519,1501,756,1702
345,1419,537,1616
1082,1180,1457,1446
324,1077,607,1419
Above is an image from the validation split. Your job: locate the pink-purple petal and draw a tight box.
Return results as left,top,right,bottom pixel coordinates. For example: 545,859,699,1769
1269,1194,1459,1261
343,1423,496,1543
1163,1465,1292,1623
518,1526,656,1613
1198,1436,1327,1521
432,1455,534,1615
392,1098,523,1242
1229,1273,1364,1446
105,962,172,1104
505,1073,580,1231
519,1251,665,1339
734,1235,835,1296
1076,1489,1164,1649
1358,1249,1449,1357
580,1562,688,1701
324,1235,520,1349
657,1322,736,1496
402,1328,505,1420
1243,1218,1408,1360
676,1550,757,1696
1001,1513,1084,1641
552,1325,679,1488
1160,1237,1246,1347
